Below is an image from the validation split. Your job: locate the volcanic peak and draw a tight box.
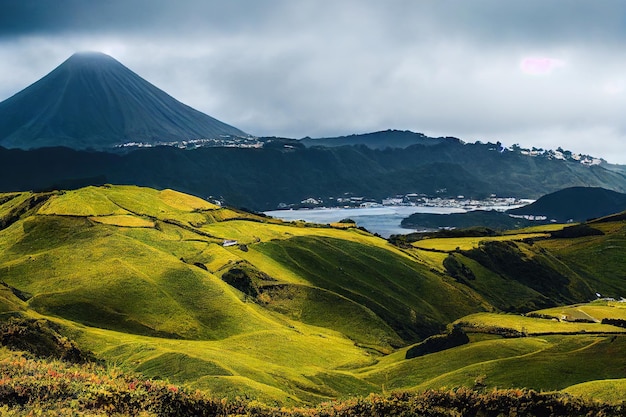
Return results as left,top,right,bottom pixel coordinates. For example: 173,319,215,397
0,51,248,150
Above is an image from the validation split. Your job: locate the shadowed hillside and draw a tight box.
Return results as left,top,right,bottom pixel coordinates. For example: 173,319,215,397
1,143,626,211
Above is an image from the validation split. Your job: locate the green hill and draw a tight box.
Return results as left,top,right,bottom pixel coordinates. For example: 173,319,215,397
0,185,489,402
2,185,626,406
507,186,626,222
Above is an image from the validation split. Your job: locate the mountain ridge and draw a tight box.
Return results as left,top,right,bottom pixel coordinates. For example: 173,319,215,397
299,129,458,149
1,144,625,211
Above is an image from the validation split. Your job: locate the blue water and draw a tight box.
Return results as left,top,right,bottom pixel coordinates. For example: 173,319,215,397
264,206,466,238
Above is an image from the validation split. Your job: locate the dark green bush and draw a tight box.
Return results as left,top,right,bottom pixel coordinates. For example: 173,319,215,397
405,326,470,359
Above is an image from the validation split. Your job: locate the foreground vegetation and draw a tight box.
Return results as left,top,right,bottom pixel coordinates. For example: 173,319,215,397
2,185,626,409
1,348,624,416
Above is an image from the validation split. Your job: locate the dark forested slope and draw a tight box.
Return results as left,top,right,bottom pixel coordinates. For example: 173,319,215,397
1,142,626,210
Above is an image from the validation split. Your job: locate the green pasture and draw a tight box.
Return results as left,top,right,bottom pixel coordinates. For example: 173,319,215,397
455,312,626,335
412,233,549,251
534,300,626,321
563,378,626,404
413,334,626,392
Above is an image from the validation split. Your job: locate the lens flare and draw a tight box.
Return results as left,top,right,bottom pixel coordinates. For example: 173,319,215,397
520,57,565,75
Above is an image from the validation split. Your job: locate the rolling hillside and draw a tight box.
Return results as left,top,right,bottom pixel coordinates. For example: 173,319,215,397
2,185,626,407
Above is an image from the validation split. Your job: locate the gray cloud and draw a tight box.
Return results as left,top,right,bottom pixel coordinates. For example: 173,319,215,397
0,1,625,162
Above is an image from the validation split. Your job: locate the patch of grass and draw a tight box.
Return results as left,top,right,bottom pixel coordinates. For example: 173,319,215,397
157,189,220,211
443,253,550,311
415,335,626,393
455,312,626,335
412,233,549,252
37,187,130,216
536,221,626,298
360,337,549,391
0,285,27,314
503,223,571,234
135,352,233,382
410,249,448,271
0,192,36,225
533,301,626,322
563,378,626,404
258,283,403,350
71,321,376,404
458,239,596,309
200,219,389,247
88,215,155,228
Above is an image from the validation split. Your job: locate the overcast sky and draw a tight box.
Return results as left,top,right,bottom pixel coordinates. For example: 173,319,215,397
1,1,625,162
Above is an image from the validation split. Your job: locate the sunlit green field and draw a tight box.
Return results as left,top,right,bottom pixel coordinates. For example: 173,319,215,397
564,378,626,404
411,233,549,251
534,301,626,322
455,312,626,335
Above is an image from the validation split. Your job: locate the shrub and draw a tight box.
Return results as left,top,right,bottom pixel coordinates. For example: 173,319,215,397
0,317,96,363
405,326,470,359
551,224,604,238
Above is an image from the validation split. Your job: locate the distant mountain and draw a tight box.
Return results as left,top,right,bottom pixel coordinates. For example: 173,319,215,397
1,144,626,211
0,52,248,150
300,129,456,149
507,187,626,223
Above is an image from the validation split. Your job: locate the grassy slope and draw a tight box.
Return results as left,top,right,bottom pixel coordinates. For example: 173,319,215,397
253,236,487,342
1,214,279,340
407,228,608,311
455,312,626,335
3,185,626,404
564,378,626,404
534,300,626,321
370,218,626,400
412,334,626,393
2,346,621,416
0,185,489,402
536,220,626,298
411,233,549,251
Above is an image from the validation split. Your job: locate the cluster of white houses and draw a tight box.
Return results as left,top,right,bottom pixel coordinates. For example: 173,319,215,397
289,193,529,211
